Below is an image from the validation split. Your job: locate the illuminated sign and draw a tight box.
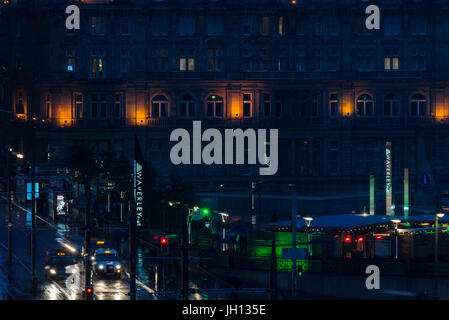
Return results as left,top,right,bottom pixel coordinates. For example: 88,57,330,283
134,161,143,227
386,142,392,216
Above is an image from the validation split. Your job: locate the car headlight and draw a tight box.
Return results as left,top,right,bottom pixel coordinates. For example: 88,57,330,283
116,265,121,269
98,265,104,270
50,269,56,274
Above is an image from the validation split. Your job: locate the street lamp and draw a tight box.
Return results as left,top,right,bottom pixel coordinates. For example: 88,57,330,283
218,212,229,252
391,219,401,259
303,217,313,255
434,212,445,299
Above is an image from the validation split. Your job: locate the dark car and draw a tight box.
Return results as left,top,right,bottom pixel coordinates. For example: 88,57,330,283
44,249,78,280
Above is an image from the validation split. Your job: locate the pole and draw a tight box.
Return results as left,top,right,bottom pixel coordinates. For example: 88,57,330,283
181,207,189,300
395,226,398,260
222,225,226,252
129,199,136,300
434,215,439,300
30,144,37,293
404,168,409,217
84,160,92,298
188,209,191,245
251,182,256,227
290,185,297,297
6,148,12,269
269,231,277,300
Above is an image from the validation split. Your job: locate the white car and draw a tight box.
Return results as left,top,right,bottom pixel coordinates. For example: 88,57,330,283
92,248,122,279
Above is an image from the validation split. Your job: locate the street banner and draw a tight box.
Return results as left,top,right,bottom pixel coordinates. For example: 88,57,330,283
134,135,144,228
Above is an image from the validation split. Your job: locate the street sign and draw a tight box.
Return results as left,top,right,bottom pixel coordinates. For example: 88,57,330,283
282,248,308,260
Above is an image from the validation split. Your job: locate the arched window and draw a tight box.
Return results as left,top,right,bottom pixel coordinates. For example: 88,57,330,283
206,95,223,117
152,95,168,118
410,94,427,117
383,93,399,117
356,94,374,117
180,94,195,118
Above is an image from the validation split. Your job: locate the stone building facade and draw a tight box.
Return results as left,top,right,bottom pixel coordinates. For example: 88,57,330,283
3,0,449,218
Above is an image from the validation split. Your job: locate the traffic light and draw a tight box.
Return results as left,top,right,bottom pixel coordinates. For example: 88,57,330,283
160,236,169,256
85,286,94,300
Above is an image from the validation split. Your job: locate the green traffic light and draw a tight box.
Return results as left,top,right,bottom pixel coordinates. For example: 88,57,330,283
202,208,209,215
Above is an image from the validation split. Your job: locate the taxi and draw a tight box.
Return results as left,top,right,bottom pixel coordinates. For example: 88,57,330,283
44,249,78,280
91,248,122,279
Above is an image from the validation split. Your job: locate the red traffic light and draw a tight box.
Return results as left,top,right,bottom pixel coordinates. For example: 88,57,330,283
86,287,93,294
344,236,351,243
357,237,364,242
376,235,382,240
160,237,167,245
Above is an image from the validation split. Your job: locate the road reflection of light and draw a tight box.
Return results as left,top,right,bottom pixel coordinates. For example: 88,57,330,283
190,284,203,301
47,284,59,300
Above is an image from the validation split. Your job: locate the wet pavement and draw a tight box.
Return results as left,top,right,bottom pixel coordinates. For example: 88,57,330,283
0,198,268,300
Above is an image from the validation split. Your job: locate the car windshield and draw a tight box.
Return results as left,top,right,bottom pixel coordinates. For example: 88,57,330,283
95,254,119,262
48,257,77,266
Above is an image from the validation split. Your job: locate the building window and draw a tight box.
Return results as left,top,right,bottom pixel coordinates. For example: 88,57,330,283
384,48,399,71
383,93,399,117
120,48,130,73
206,95,223,118
179,49,195,71
90,94,107,119
296,47,306,72
66,48,75,72
44,94,51,119
277,48,287,71
206,16,223,36
261,16,269,35
91,16,105,35
120,18,130,36
73,93,83,119
329,93,339,117
114,94,124,119
180,94,195,118
328,141,339,175
314,17,323,35
207,49,222,72
328,48,339,71
327,18,339,35
274,93,282,117
152,15,168,36
314,48,323,71
178,16,196,36
243,93,252,117
296,19,307,35
356,94,374,117
15,93,24,115
357,48,373,71
90,49,105,79
242,19,252,35
410,94,427,117
410,48,426,71
15,49,22,71
410,17,427,35
311,93,319,117
278,17,285,35
152,48,168,71
152,95,168,118
242,48,252,71
262,93,271,117
299,93,307,117
384,16,400,35
260,48,270,71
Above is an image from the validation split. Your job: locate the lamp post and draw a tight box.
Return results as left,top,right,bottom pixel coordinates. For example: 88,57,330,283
391,219,401,260
218,212,229,252
187,206,198,245
434,213,445,300
120,191,125,224
303,217,313,255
